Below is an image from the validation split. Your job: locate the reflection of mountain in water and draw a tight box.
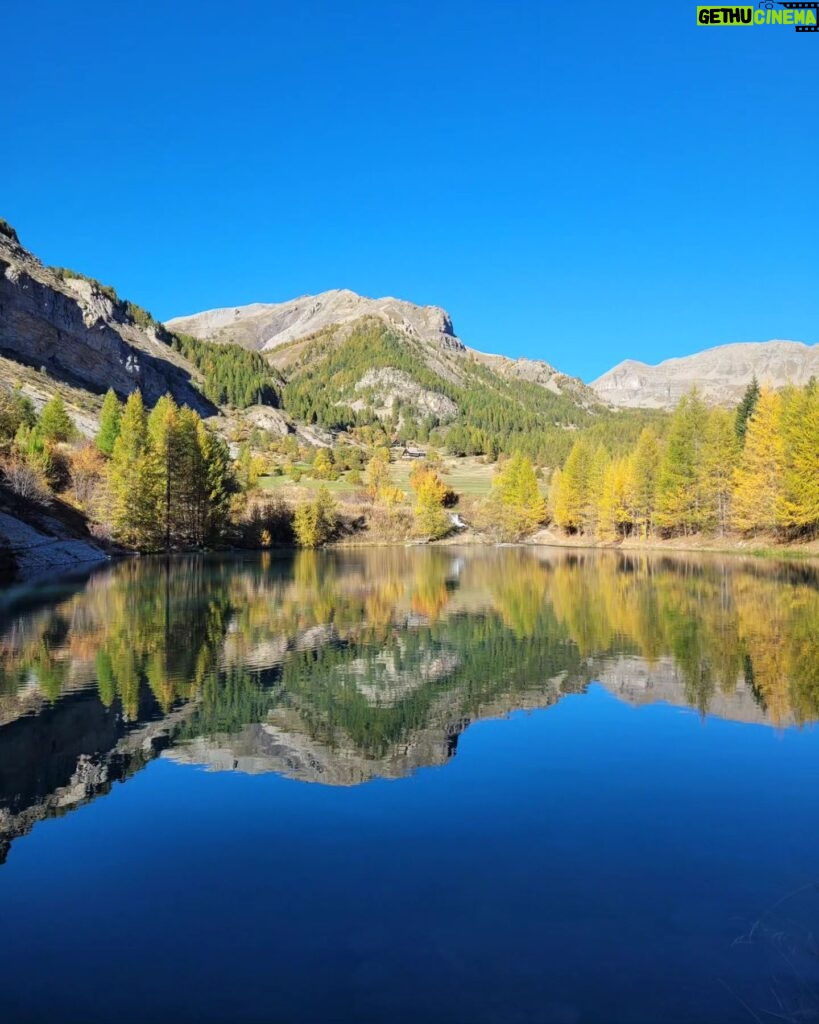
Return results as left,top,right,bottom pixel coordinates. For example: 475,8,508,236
2,548,818,859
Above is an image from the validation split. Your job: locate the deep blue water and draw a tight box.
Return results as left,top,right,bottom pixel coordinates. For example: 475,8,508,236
1,549,818,1023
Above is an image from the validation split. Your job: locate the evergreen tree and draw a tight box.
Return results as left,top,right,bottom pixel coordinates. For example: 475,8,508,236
627,428,659,538
110,390,160,548
598,457,631,540
735,375,761,444
654,392,709,535
486,452,546,540
96,388,122,456
38,395,75,443
147,395,180,549
553,438,591,532
0,385,35,444
199,420,234,544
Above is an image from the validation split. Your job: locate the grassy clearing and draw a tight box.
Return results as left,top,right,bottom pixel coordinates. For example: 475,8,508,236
260,471,354,494
257,455,552,503
259,455,501,499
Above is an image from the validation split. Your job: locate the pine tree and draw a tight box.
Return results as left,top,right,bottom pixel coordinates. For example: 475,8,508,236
598,457,631,540
147,395,180,549
731,387,783,534
110,390,160,548
172,406,207,546
655,392,709,535
583,444,609,535
96,389,122,456
553,438,591,533
627,428,659,538
735,375,761,444
199,420,234,544
487,452,546,540
38,395,75,443
700,408,739,535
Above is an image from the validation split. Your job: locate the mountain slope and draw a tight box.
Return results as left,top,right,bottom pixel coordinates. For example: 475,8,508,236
167,292,606,459
167,289,593,397
593,340,819,410
0,222,212,416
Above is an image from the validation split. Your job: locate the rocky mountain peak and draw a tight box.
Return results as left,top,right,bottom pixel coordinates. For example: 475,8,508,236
167,288,466,354
592,339,819,409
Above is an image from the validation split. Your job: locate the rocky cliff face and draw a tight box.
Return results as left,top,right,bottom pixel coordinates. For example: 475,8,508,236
592,340,819,409
168,288,467,355
0,227,211,414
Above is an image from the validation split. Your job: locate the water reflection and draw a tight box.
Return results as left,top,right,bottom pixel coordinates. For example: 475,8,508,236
2,547,818,860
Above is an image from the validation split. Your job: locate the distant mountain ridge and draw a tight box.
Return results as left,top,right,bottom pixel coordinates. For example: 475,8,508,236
592,340,819,409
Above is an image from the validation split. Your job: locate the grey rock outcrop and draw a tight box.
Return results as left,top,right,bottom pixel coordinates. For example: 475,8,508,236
0,510,107,584
0,229,212,413
592,340,819,409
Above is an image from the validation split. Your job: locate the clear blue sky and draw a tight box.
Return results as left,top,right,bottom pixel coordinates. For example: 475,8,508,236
4,0,817,381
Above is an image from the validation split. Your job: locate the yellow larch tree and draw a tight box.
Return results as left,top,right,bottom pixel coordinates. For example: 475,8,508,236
731,387,783,534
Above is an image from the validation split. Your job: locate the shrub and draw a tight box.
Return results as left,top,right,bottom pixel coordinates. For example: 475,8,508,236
241,495,295,547
69,443,107,510
2,458,51,505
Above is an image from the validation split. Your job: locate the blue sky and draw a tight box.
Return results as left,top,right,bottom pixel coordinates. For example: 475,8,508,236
4,0,817,381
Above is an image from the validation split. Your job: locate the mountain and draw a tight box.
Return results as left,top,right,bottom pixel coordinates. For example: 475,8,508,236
592,340,819,410
168,289,592,395
0,221,212,420
0,218,605,461
168,289,469,354
168,291,602,458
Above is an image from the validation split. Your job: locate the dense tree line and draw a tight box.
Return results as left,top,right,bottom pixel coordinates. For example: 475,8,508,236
550,381,819,541
279,319,664,465
105,391,235,549
170,332,280,409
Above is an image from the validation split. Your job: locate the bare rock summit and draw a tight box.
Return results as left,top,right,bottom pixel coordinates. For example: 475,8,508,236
592,340,819,409
167,289,467,354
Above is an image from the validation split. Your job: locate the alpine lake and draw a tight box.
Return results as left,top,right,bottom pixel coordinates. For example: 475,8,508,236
1,547,818,1024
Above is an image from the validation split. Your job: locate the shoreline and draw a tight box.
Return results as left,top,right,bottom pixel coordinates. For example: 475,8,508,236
5,530,818,589
335,529,819,560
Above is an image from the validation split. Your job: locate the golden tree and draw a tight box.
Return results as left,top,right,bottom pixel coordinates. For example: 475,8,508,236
487,452,546,541
731,387,783,534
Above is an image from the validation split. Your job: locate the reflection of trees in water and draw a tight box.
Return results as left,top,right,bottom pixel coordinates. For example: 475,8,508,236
2,549,819,745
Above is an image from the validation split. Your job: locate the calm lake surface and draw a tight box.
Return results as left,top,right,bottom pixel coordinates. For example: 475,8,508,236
1,547,818,1024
